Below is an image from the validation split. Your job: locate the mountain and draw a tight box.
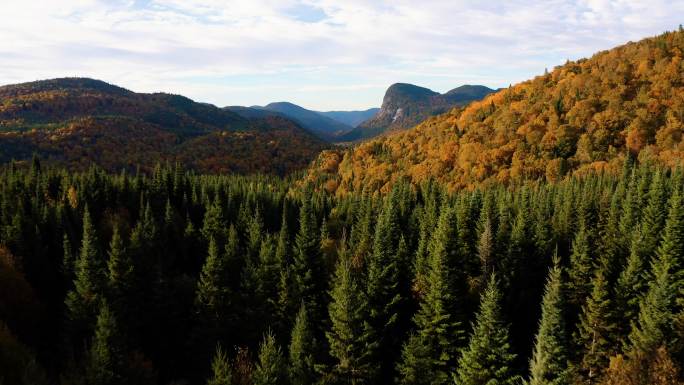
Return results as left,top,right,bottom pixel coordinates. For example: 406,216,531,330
0,78,327,175
259,102,354,140
318,108,380,127
228,104,380,142
338,83,496,141
307,29,684,193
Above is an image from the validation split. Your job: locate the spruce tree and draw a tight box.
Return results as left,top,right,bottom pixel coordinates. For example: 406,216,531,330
289,304,317,385
65,206,105,346
86,301,125,385
628,183,684,355
528,262,569,385
292,194,326,330
576,268,616,383
364,194,402,381
615,229,649,346
253,332,288,385
206,345,232,385
106,226,133,320
195,236,231,320
455,275,519,385
567,222,594,311
326,240,371,384
396,333,432,385
397,207,466,385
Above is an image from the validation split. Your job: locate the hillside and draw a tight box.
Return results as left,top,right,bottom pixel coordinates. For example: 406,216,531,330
339,83,495,141
308,29,684,193
0,78,327,174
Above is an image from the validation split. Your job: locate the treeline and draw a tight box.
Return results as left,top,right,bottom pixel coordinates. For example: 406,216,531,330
1,158,684,385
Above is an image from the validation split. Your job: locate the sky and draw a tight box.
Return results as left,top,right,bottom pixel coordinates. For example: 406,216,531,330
1,1,683,110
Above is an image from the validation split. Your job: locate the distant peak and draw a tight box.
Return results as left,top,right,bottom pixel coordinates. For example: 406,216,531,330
386,83,439,97
0,77,132,95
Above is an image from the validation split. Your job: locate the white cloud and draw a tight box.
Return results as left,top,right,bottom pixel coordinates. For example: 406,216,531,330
0,0,682,109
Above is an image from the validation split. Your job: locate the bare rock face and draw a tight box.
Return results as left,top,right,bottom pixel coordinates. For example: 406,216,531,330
339,83,495,141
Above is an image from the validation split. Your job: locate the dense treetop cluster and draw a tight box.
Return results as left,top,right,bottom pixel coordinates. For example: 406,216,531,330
1,158,683,384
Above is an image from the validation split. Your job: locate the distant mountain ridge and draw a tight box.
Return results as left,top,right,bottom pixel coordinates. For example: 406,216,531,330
227,103,380,141
0,77,327,175
339,83,496,141
318,108,380,127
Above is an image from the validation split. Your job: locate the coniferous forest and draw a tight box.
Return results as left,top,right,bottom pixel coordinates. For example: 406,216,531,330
2,156,684,385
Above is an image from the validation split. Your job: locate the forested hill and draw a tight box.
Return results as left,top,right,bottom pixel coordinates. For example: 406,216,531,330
308,28,684,193
2,161,684,384
0,78,327,175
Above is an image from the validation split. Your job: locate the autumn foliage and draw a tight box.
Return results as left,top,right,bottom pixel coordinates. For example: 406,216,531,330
309,29,684,193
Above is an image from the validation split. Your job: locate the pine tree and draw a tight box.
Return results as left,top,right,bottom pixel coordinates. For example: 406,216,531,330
528,261,569,385
576,268,616,383
628,184,684,356
292,194,326,330
396,333,432,385
364,194,402,381
106,226,133,320
289,304,317,385
326,240,371,384
65,206,105,346
615,229,649,346
195,236,231,320
206,345,232,385
567,223,594,310
253,332,288,385
86,301,125,385
477,217,495,277
455,275,519,385
201,198,226,245
398,207,467,385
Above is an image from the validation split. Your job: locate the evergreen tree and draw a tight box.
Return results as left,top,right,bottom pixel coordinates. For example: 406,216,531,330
195,236,232,321
528,261,570,385
455,275,519,385
628,183,684,355
397,207,467,385
567,223,594,310
253,332,288,385
86,301,125,385
615,229,649,346
396,333,432,385
106,226,133,320
289,304,317,385
364,194,402,381
326,240,371,384
292,194,326,330
65,206,105,346
206,345,232,385
576,268,616,383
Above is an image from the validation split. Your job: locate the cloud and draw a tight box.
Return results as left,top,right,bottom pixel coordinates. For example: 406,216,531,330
0,0,682,109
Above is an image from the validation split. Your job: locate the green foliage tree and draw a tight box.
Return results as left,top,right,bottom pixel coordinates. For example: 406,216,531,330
326,240,371,384
577,268,616,383
65,206,105,346
86,301,125,385
289,303,317,385
397,207,466,385
364,193,403,381
455,275,519,385
528,261,570,385
629,184,684,356
206,345,232,385
253,332,288,385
